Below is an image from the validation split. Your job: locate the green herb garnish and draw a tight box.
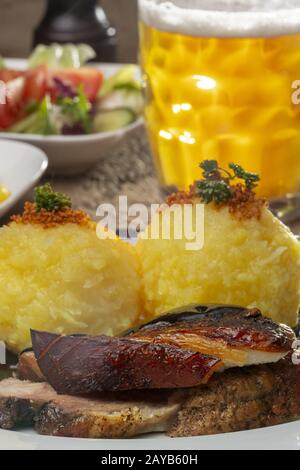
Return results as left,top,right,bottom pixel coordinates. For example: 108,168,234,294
196,179,232,204
35,183,71,212
57,85,92,133
228,163,260,190
200,160,220,179
196,161,260,205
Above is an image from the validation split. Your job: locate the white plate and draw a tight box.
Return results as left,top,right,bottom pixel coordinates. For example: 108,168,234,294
0,421,300,450
0,139,48,218
0,59,144,176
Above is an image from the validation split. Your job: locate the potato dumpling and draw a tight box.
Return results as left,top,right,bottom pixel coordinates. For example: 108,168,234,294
137,203,300,327
0,222,141,353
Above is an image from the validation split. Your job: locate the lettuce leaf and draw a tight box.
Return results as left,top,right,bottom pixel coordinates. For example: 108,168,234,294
28,43,96,69
100,65,141,98
8,96,55,135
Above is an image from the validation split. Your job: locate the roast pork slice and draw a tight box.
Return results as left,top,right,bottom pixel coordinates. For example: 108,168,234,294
0,378,181,438
169,359,300,437
1,359,300,438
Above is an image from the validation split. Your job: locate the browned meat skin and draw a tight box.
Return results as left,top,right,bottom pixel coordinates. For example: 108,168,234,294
169,357,300,437
1,360,300,438
0,379,181,438
31,330,222,394
124,305,295,367
0,398,39,429
17,351,44,382
126,305,295,353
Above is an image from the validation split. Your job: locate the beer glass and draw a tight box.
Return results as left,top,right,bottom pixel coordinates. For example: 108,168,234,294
139,0,300,200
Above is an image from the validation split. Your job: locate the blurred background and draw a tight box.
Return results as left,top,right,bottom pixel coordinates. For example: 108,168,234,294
0,0,139,62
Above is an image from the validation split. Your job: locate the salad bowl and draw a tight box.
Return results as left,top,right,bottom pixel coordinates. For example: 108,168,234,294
0,58,144,175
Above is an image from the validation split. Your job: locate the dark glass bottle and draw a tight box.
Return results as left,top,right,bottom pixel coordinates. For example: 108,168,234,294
33,0,117,62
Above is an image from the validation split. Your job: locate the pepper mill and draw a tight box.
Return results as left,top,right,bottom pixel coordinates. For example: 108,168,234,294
33,0,117,62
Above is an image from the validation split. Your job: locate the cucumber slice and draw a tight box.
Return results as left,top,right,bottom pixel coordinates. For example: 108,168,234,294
8,113,39,133
93,108,136,133
100,65,140,97
99,88,144,115
115,82,141,92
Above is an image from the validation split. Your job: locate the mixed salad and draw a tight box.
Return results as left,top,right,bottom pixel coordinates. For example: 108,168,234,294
0,44,143,135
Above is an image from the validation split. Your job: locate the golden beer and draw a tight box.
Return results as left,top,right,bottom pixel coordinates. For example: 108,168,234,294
139,0,300,198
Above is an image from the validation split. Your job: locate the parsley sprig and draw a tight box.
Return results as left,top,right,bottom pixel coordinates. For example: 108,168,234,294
195,160,260,205
228,163,260,190
196,180,232,204
35,183,71,212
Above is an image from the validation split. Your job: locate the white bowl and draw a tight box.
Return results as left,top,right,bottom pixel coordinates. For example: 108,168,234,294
0,59,144,176
0,139,48,218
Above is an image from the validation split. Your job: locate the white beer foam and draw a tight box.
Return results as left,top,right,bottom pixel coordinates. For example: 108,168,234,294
139,0,300,38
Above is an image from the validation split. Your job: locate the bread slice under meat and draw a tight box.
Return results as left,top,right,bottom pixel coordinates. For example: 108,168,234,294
1,359,300,438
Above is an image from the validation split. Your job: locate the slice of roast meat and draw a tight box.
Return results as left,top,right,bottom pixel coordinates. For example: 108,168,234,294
169,358,300,437
31,330,222,395
124,305,295,368
1,359,300,438
0,378,181,437
0,379,57,429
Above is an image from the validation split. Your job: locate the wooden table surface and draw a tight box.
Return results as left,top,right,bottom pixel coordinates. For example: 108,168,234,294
1,128,162,226
2,128,300,236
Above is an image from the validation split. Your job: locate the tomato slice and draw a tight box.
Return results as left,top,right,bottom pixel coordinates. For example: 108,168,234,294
0,67,48,129
22,65,48,104
0,70,25,83
50,68,103,102
0,102,21,129
0,65,103,128
0,76,26,129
